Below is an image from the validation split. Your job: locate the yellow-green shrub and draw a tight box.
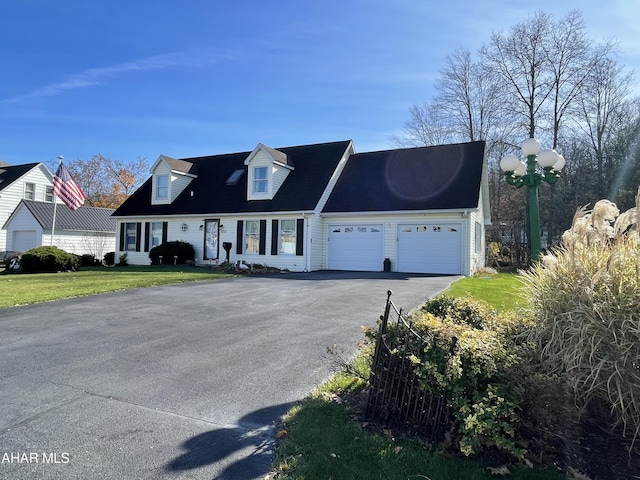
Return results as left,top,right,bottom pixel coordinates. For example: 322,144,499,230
388,299,532,459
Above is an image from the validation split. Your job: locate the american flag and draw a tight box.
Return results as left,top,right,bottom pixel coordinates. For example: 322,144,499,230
53,162,86,210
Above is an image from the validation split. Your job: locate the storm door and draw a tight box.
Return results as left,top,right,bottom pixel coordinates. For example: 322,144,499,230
203,219,220,260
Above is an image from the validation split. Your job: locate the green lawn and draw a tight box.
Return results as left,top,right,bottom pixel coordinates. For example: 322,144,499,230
443,272,528,311
0,265,231,308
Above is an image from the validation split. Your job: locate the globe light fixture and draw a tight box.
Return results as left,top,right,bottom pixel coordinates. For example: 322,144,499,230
500,138,565,262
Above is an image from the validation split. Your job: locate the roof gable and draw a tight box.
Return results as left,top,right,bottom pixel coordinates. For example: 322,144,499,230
151,155,198,177
323,141,486,213
244,143,292,169
0,162,44,192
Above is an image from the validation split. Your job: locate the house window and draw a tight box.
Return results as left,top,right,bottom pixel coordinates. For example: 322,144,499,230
125,222,138,251
156,175,169,200
253,167,268,194
280,219,296,254
24,182,35,200
244,220,260,254
475,221,482,253
150,222,163,249
45,186,54,202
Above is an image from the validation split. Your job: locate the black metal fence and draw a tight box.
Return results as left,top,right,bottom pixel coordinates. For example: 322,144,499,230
365,290,453,442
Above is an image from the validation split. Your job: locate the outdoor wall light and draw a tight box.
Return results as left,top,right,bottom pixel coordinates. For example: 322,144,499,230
499,138,565,262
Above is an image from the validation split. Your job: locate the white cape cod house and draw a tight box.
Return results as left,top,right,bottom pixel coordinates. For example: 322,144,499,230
112,140,490,275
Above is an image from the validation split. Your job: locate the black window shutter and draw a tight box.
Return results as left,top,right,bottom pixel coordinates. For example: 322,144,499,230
296,218,304,256
135,222,142,252
271,220,279,256
119,223,125,251
144,222,150,252
236,220,243,254
162,222,168,244
259,220,267,255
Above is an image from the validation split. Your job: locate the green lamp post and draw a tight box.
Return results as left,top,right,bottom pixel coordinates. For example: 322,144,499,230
500,138,565,263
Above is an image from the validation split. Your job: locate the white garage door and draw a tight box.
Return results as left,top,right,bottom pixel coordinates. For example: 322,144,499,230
328,224,383,271
397,223,462,274
12,230,37,252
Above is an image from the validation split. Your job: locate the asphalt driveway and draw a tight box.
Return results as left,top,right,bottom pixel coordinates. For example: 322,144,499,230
0,271,459,479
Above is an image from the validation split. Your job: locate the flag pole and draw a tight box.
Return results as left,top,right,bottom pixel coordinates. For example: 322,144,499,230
50,155,63,247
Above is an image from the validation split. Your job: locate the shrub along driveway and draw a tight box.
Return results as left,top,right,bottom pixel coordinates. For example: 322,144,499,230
0,271,458,479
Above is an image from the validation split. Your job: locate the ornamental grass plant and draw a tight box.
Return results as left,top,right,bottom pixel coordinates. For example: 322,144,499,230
522,192,640,449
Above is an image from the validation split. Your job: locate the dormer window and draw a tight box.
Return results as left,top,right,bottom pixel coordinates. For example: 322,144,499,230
244,143,294,201
253,167,268,194
150,155,197,205
156,175,169,200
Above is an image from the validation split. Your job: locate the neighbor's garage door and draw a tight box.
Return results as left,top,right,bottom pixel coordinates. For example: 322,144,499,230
12,230,37,252
328,224,383,271
397,223,462,274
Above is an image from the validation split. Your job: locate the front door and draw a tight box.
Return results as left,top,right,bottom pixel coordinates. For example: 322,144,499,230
203,219,220,260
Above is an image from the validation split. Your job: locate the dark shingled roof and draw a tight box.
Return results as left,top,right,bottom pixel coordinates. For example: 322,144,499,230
15,200,116,232
113,140,353,217
323,141,486,213
0,163,41,192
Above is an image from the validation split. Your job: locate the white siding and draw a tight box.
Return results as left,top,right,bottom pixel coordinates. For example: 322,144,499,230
469,191,487,274
170,172,194,202
115,214,312,272
0,164,55,251
46,231,115,258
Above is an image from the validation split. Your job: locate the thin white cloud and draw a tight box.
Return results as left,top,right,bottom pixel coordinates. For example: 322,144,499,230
1,49,231,105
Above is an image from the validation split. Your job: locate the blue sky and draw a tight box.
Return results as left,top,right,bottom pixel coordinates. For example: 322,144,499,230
1,1,639,167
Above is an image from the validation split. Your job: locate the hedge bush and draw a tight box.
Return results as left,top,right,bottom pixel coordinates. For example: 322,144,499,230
79,254,101,267
149,241,195,265
378,297,534,460
103,251,115,266
20,246,79,273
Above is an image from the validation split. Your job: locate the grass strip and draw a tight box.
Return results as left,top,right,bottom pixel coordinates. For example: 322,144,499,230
0,265,231,308
274,373,563,480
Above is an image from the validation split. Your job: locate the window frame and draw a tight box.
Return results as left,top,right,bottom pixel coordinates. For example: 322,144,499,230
149,222,164,250
252,166,268,194
279,219,297,255
125,222,138,252
45,186,54,202
156,174,169,200
24,182,35,200
244,219,260,254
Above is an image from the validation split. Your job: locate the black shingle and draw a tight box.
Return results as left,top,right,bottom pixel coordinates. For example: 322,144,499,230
113,140,352,217
323,141,485,212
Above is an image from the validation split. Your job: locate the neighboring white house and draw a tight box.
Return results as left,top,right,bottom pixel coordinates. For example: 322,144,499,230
112,140,490,276
0,162,56,252
3,200,116,259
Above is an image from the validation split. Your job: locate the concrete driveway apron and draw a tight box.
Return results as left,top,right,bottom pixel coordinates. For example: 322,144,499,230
0,271,459,479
